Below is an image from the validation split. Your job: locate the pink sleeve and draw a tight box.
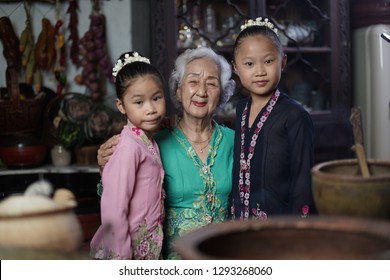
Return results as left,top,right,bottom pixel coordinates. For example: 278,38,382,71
100,143,138,259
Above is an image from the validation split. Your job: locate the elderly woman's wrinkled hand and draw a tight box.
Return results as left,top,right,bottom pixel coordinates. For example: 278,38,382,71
97,134,120,172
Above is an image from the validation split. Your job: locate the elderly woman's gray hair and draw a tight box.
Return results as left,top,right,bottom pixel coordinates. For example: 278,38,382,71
169,47,235,115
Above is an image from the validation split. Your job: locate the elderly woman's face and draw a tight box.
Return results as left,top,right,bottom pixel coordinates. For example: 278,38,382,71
177,57,221,119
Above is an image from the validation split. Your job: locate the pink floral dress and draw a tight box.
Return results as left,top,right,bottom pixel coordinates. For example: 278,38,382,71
90,123,165,259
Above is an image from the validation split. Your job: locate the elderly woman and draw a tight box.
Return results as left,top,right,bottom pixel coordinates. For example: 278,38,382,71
97,47,235,259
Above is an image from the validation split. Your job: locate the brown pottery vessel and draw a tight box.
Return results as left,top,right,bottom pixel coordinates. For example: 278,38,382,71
311,159,390,219
175,216,390,260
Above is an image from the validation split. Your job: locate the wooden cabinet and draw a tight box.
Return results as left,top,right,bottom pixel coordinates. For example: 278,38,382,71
150,0,353,163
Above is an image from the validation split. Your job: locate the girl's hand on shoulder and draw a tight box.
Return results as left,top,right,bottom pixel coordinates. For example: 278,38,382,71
97,134,120,173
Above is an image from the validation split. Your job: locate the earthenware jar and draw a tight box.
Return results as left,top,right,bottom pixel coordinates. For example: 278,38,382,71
175,216,390,260
0,188,83,252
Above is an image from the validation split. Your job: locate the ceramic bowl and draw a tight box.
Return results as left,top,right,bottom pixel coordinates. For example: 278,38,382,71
0,133,47,168
0,144,47,168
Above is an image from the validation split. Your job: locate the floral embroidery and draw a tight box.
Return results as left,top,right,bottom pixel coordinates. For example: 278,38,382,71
133,221,163,260
301,205,309,218
90,246,120,260
131,126,141,135
173,121,223,212
251,204,267,220
94,249,105,259
239,91,280,219
164,195,227,259
90,221,163,259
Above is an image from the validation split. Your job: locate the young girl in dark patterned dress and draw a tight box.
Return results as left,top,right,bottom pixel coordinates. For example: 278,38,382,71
229,18,315,220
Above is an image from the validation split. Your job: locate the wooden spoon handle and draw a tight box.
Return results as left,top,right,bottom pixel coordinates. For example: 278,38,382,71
355,143,370,178
350,107,370,177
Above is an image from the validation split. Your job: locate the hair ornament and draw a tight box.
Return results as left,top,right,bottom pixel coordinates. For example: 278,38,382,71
112,52,151,77
240,17,278,35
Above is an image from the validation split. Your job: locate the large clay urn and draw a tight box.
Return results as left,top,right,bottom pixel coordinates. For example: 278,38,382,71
175,216,390,260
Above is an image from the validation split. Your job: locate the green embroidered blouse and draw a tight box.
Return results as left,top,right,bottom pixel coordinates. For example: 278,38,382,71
155,122,234,259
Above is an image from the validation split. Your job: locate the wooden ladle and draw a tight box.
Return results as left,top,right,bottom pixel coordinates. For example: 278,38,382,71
349,107,370,177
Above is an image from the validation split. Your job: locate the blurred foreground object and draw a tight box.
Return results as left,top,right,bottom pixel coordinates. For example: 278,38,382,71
0,180,83,253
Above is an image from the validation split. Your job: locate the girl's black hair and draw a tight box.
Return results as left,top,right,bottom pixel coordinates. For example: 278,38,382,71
114,51,165,99
233,25,284,59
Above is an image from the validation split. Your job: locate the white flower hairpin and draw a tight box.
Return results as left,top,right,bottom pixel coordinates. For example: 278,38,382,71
240,17,278,36
112,52,150,77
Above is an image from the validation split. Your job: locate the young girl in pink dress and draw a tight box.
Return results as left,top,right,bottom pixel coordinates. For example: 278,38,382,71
90,51,166,259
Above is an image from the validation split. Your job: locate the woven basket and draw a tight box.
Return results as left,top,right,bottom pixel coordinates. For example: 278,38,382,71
0,67,46,134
